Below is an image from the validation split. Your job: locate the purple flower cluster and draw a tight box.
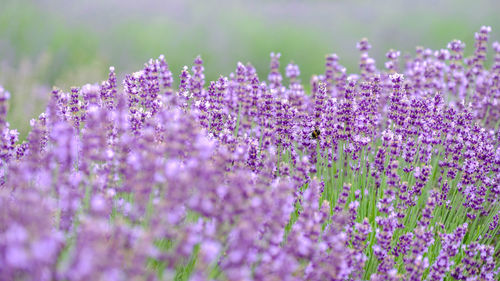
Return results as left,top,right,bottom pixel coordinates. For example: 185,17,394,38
1,26,499,280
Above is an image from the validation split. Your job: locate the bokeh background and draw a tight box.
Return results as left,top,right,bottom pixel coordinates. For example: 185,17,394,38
1,0,499,138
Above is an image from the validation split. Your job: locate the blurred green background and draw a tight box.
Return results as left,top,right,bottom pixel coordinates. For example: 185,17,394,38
1,0,499,138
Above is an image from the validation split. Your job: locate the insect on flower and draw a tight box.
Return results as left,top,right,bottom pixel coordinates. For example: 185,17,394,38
311,128,321,139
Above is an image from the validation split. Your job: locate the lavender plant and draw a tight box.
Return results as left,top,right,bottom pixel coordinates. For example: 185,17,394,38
1,26,499,281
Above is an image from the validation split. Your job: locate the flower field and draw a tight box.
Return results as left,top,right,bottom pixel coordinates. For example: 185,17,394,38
0,26,499,280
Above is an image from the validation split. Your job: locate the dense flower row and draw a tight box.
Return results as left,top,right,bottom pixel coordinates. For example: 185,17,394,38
0,26,499,281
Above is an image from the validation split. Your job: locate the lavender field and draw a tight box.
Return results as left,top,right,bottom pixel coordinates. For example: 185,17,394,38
1,8,500,281
1,24,499,280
